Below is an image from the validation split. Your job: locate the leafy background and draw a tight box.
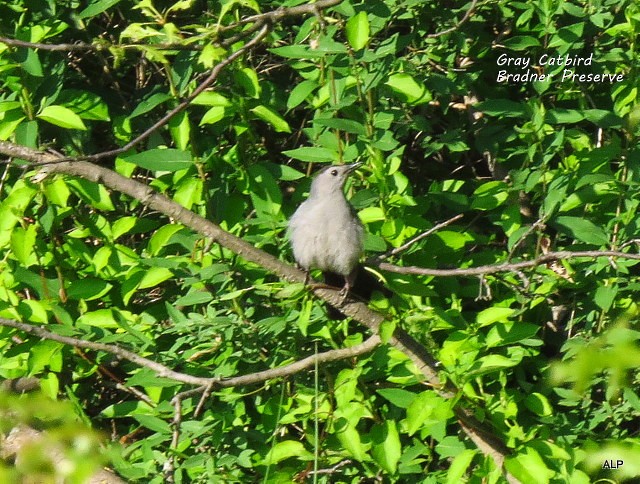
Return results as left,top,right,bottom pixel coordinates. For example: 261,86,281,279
0,0,639,482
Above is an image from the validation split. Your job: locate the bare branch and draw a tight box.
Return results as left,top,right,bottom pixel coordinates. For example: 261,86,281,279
228,0,343,29
0,317,214,386
0,317,381,389
376,250,640,277
223,335,382,387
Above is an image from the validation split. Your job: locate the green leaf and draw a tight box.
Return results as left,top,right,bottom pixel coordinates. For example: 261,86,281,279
358,207,385,223
101,400,154,418
37,105,87,130
148,224,184,255
501,36,541,50
235,67,261,98
405,391,452,435
270,45,326,59
434,231,472,251
247,164,282,216
0,109,26,140
40,372,60,399
129,92,172,118
594,284,617,312
471,180,509,210
0,101,22,113
66,279,113,301
200,106,226,125
43,178,70,206
371,420,401,474
435,436,466,458
19,299,48,323
282,146,338,163
346,11,370,51
446,449,477,484
10,224,37,266
66,178,116,211
266,163,305,181
133,414,171,434
169,110,190,151
126,368,178,388
554,216,609,245
584,109,622,127
524,393,553,416
476,99,527,117
174,291,214,306
547,109,584,124
20,48,43,77
471,354,522,376
377,388,416,409
138,267,174,289
385,73,431,105
78,0,123,18
192,91,231,106
77,309,119,328
313,117,367,135
123,149,193,172
0,183,38,249
250,105,291,133
486,322,540,347
112,216,138,240
505,447,555,484
335,419,368,461
57,89,111,121
173,177,203,209
287,80,317,109
263,441,313,464
28,340,64,375
379,319,396,344
476,307,515,327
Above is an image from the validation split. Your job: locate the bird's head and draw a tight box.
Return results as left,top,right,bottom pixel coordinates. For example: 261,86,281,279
309,162,362,198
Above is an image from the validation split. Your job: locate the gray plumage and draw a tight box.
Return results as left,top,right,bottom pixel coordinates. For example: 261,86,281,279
288,162,364,294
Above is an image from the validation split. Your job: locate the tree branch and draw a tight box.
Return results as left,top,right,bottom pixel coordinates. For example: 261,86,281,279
0,141,441,388
375,250,639,277
0,317,381,389
227,0,343,29
0,36,205,52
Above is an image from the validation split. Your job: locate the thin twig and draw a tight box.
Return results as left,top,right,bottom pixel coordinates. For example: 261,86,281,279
506,218,546,261
163,395,182,483
369,213,464,263
194,382,215,418
225,0,342,30
427,0,479,39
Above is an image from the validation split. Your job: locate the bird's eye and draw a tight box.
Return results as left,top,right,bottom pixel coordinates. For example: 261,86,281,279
330,169,338,176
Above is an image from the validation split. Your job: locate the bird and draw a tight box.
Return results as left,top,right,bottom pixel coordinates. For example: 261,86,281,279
288,162,364,301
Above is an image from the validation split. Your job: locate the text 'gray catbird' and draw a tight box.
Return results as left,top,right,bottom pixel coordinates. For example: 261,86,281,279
288,162,364,299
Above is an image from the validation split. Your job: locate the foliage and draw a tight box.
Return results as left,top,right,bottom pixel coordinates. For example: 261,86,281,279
0,0,639,482
0,392,105,483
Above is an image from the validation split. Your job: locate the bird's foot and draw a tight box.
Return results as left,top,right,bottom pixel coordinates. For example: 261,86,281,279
338,284,350,305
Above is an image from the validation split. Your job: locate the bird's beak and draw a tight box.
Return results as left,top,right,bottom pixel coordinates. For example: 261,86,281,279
346,162,363,174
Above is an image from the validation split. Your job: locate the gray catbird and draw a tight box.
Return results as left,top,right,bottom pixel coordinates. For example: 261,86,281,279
288,162,364,299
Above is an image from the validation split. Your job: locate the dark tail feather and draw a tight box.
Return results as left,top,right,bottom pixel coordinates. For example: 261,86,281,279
323,266,390,320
